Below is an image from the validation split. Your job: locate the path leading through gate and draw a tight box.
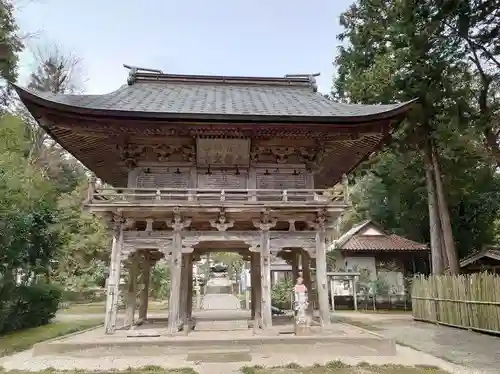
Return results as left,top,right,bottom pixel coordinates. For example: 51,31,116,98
195,276,249,331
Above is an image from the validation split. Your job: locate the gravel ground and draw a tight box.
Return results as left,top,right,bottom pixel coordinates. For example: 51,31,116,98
1,284,492,373
334,311,500,374
0,344,470,374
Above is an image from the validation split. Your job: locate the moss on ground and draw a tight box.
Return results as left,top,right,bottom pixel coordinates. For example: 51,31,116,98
240,361,448,373
59,301,167,315
0,367,196,374
0,358,448,374
0,363,449,374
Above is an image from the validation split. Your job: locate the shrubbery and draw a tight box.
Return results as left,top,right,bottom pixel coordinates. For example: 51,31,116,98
0,283,62,334
61,288,106,304
271,278,293,310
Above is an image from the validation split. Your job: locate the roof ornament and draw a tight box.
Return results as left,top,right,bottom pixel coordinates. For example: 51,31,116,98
123,64,163,85
284,73,320,92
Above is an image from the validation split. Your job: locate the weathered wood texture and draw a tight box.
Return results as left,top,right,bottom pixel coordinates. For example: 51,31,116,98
87,187,346,205
412,274,500,334
104,223,123,334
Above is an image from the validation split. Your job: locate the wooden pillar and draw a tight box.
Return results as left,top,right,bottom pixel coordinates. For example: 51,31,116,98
138,252,152,321
179,253,188,326
194,256,202,310
105,219,124,334
187,254,194,324
353,276,358,311
260,230,272,328
291,250,299,283
315,225,331,327
330,279,335,312
167,216,191,334
252,251,262,327
250,253,258,318
301,250,313,317
125,251,140,327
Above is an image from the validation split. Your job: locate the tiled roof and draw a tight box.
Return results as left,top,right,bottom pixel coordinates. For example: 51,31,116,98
459,247,500,268
341,234,428,251
332,221,428,252
13,69,416,120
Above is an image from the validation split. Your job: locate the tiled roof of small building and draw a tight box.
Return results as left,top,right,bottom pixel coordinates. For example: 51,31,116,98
13,67,416,121
459,246,500,268
341,234,428,251
333,221,428,252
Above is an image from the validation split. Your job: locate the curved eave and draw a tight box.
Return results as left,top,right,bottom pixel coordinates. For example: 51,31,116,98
14,84,418,125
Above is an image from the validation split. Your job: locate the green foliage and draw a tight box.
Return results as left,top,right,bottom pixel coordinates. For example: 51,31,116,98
52,184,109,288
326,250,342,271
333,0,500,258
0,115,61,279
0,283,62,334
210,252,243,278
0,319,101,357
150,262,170,300
0,0,23,106
271,278,292,309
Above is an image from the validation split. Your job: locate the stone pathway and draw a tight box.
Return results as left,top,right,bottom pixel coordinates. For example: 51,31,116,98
201,277,240,310
334,311,500,374
197,277,244,331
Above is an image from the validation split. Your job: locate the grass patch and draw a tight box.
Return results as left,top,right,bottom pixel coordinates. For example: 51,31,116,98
240,361,447,373
59,303,106,314
59,301,168,315
0,319,102,357
0,367,197,374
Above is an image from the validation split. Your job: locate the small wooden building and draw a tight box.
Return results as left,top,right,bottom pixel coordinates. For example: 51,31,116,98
459,246,500,274
329,221,429,296
15,67,415,334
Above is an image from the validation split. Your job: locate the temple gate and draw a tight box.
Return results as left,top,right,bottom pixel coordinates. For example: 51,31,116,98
15,67,415,335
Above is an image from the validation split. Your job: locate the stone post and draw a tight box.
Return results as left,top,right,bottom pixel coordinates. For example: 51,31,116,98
138,252,152,321
167,213,191,335
104,217,124,334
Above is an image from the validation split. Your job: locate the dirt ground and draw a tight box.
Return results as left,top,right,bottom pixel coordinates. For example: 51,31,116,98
333,311,500,374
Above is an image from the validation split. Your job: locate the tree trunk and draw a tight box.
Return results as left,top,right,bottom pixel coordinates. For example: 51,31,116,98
440,235,449,270
424,139,444,274
431,143,460,274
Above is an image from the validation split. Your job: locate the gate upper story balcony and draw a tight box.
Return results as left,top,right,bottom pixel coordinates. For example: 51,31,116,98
85,184,349,212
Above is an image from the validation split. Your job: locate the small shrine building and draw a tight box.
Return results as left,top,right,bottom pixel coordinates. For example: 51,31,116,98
15,66,415,335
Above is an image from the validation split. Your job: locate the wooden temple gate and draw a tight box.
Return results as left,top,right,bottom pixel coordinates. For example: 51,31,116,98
14,67,415,335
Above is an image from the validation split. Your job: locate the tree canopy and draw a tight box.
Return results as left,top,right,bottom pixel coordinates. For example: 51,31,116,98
334,0,500,267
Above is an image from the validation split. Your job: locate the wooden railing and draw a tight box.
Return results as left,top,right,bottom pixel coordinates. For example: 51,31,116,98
86,186,348,206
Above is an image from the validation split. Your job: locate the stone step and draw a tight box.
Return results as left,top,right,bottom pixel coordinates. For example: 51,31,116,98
33,333,397,357
195,319,249,331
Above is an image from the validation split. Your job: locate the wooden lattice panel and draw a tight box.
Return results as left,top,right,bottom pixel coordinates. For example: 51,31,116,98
197,170,248,189
136,167,189,189
256,171,307,189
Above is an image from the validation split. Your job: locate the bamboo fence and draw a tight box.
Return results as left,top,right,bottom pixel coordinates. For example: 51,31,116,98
412,273,500,334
